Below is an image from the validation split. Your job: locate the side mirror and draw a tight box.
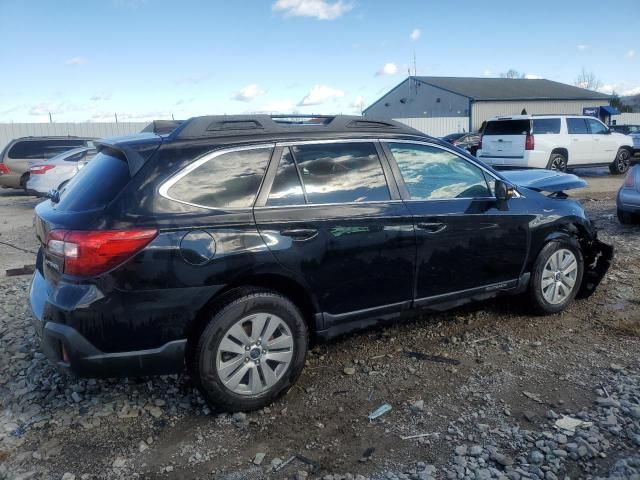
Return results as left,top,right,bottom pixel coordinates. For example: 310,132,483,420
495,180,515,201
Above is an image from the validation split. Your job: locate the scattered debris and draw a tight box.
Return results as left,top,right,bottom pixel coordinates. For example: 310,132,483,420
272,454,319,473
368,403,392,420
343,367,356,375
359,447,375,462
555,415,594,433
522,391,544,403
253,452,266,465
5,264,35,277
404,351,460,365
400,433,437,440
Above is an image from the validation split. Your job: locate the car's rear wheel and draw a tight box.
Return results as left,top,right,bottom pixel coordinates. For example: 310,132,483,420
529,241,584,314
609,149,631,175
547,153,567,172
191,291,308,412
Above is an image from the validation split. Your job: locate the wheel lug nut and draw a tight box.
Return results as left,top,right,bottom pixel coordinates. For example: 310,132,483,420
244,358,249,362
245,346,250,351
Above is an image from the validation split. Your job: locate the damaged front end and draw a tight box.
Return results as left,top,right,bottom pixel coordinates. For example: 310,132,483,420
577,236,614,299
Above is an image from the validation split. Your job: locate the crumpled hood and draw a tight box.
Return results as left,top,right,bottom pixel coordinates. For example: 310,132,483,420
501,169,587,193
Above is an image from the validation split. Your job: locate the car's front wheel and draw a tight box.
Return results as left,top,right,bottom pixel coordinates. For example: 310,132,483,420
609,148,631,175
192,290,308,412
529,241,584,314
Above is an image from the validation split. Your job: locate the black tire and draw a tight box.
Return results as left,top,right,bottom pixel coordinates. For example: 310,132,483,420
191,290,308,412
547,153,567,172
617,208,637,224
609,148,631,175
529,240,584,314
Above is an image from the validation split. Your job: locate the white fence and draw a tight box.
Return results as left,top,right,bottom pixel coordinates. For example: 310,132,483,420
0,122,148,153
394,117,470,137
615,113,640,125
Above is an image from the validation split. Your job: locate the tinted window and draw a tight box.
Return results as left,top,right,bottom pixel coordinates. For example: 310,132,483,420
168,147,272,208
388,143,491,200
56,151,130,212
291,143,390,204
567,118,589,134
483,120,530,136
587,118,608,134
62,151,88,162
266,148,305,207
532,118,561,134
8,139,87,160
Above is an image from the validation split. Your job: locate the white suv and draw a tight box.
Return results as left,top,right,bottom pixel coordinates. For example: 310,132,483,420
477,115,635,174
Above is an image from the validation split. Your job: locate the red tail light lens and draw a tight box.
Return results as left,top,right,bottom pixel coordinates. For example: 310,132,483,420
525,134,535,151
624,170,636,189
0,164,10,175
46,229,157,276
30,164,56,174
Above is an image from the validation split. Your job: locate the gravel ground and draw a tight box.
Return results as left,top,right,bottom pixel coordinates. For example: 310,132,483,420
0,174,639,480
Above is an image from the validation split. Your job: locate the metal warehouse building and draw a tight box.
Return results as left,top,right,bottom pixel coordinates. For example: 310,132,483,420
364,76,612,135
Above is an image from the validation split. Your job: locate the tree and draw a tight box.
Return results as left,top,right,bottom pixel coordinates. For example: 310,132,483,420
610,92,633,113
500,69,525,79
575,68,602,91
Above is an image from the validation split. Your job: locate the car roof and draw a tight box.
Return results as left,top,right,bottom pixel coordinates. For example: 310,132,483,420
487,114,600,121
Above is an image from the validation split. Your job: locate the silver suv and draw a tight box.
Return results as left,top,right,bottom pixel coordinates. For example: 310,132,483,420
0,137,94,189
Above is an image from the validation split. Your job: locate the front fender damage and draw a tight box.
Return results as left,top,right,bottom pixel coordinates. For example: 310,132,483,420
577,238,614,299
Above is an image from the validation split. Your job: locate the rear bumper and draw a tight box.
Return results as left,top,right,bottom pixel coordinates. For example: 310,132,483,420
28,267,215,377
0,172,22,189
477,150,547,169
617,189,640,213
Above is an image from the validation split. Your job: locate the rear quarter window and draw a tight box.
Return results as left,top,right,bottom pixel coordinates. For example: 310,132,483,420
166,147,272,209
483,120,531,136
532,119,561,134
55,151,131,212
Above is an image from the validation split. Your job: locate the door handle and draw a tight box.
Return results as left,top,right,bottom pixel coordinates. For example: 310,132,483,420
280,228,318,241
417,222,447,234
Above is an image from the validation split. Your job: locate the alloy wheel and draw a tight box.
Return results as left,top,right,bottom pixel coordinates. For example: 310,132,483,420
541,249,578,304
216,313,294,396
550,156,566,172
616,150,631,173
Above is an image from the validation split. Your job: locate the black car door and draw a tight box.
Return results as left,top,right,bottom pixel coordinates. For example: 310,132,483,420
253,141,416,330
381,140,531,305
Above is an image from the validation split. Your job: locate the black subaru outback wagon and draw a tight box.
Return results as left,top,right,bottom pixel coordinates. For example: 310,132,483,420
30,115,612,411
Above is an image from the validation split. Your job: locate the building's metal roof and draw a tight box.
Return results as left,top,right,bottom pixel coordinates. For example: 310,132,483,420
411,76,612,101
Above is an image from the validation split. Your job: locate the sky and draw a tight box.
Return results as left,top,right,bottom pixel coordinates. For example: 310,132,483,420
0,0,638,123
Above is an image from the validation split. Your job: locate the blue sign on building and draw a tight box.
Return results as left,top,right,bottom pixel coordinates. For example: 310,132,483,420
583,107,600,117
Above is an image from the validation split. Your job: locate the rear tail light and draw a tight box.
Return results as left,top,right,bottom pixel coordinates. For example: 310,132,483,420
46,229,157,276
0,164,10,175
525,133,535,151
478,135,483,150
624,170,636,189
30,164,56,174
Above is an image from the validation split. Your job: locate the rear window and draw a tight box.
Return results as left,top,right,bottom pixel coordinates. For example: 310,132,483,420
532,118,561,134
166,147,272,209
55,151,131,212
483,120,531,136
8,139,87,160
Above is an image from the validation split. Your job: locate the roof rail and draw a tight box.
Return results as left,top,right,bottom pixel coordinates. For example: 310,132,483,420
170,114,416,140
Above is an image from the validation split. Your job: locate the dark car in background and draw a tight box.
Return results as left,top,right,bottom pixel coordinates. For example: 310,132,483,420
441,132,481,156
30,115,612,412
0,136,95,189
617,165,640,223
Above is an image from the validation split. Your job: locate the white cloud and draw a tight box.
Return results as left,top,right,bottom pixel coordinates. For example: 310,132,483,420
272,0,352,20
524,74,543,79
90,93,112,102
622,86,640,96
410,28,421,41
64,56,87,66
627,49,636,58
376,63,398,76
577,44,588,51
231,84,266,102
297,85,344,106
596,83,640,96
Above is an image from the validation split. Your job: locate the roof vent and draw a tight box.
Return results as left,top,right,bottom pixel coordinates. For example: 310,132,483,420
206,120,264,131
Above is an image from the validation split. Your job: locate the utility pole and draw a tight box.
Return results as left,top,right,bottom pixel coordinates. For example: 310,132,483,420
49,112,52,123
114,113,118,123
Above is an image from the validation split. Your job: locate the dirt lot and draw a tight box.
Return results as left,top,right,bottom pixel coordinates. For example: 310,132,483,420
1,170,639,480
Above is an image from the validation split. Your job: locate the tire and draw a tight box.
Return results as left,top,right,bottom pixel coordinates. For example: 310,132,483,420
609,148,631,175
547,153,567,172
617,208,637,224
191,290,308,412
529,240,584,314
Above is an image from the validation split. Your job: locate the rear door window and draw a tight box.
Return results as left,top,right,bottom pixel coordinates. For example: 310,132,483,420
567,118,589,134
290,142,390,204
532,119,561,134
166,147,272,209
483,120,531,136
56,151,131,212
